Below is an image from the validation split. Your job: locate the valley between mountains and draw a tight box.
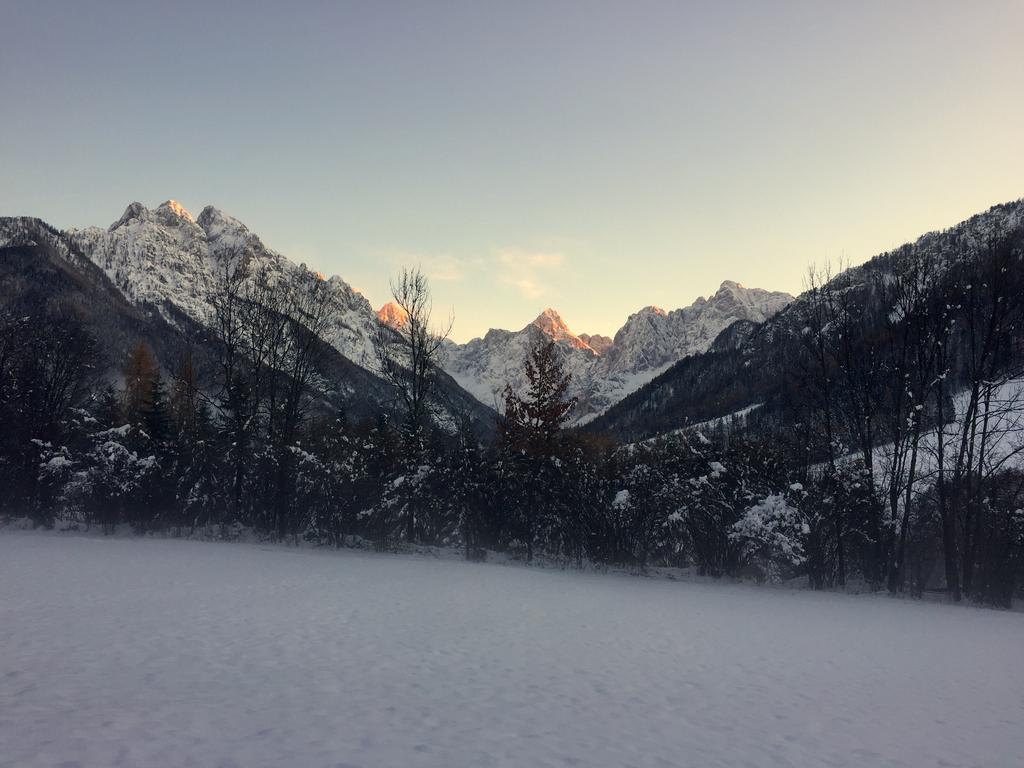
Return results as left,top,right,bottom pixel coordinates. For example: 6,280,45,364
0,200,792,428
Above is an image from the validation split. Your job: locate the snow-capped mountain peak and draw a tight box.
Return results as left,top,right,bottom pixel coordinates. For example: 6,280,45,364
636,305,668,318
110,201,149,230
531,307,568,330
529,308,594,352
155,199,195,224
195,205,266,264
108,200,203,239
69,200,381,369
195,205,230,227
705,279,787,323
377,301,409,330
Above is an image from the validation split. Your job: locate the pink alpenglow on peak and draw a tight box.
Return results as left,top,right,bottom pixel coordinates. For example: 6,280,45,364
377,301,410,330
156,199,195,223
529,308,597,352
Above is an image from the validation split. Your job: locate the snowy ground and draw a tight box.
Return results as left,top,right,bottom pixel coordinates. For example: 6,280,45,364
1,533,1022,768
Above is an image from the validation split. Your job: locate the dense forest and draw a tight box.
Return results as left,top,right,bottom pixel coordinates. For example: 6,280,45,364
2,221,1023,608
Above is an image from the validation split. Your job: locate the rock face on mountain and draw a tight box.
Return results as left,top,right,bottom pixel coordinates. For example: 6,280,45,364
578,333,613,356
601,281,792,376
376,301,409,330
68,201,381,369
441,282,793,423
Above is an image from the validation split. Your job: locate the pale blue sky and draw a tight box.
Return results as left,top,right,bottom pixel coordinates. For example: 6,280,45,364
2,1,1022,340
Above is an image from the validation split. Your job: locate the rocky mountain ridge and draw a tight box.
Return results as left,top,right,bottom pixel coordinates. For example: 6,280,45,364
68,200,381,369
439,281,793,422
4,199,792,425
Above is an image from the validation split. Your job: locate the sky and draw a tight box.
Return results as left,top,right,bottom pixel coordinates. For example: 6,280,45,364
2,1,1023,342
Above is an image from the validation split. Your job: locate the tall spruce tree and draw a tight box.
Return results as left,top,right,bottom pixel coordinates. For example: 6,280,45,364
123,342,159,426
500,341,578,560
501,341,576,457
143,371,171,443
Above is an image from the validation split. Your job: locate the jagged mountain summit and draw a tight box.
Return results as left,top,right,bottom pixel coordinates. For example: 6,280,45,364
578,333,613,356
376,301,409,330
601,280,792,376
68,200,381,369
440,281,793,422
529,308,597,351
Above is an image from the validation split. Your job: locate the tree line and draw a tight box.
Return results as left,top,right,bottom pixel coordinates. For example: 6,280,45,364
1,244,1023,608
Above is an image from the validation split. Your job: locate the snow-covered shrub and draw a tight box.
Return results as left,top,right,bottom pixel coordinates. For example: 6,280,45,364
49,424,159,531
731,493,807,582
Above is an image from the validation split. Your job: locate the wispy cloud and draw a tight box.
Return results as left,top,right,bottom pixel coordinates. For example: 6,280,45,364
381,246,568,301
387,252,475,283
495,248,566,299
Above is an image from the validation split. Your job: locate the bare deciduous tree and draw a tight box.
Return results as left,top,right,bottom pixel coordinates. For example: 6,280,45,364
372,266,452,541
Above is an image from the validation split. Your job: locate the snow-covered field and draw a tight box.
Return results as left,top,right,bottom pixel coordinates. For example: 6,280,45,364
1,533,1021,768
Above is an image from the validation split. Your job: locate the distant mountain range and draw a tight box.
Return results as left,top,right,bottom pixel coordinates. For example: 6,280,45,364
425,281,791,422
7,198,1018,443
1,200,792,431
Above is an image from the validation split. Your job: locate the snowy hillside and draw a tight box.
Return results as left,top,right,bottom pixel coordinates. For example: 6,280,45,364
441,282,792,422
69,200,382,369
591,198,1024,443
2,533,1021,768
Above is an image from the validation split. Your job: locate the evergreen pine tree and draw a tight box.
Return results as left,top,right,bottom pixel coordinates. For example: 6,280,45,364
500,341,578,561
170,351,202,438
501,341,577,457
143,371,172,443
94,385,123,429
123,342,159,425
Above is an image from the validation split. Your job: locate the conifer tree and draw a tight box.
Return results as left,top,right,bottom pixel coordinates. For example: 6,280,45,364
501,341,577,457
170,351,202,438
500,341,578,560
143,370,171,443
123,342,159,425
94,385,123,429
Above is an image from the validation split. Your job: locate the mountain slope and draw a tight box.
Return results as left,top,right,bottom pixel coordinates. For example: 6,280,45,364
587,198,1024,443
0,216,210,384
68,201,381,370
